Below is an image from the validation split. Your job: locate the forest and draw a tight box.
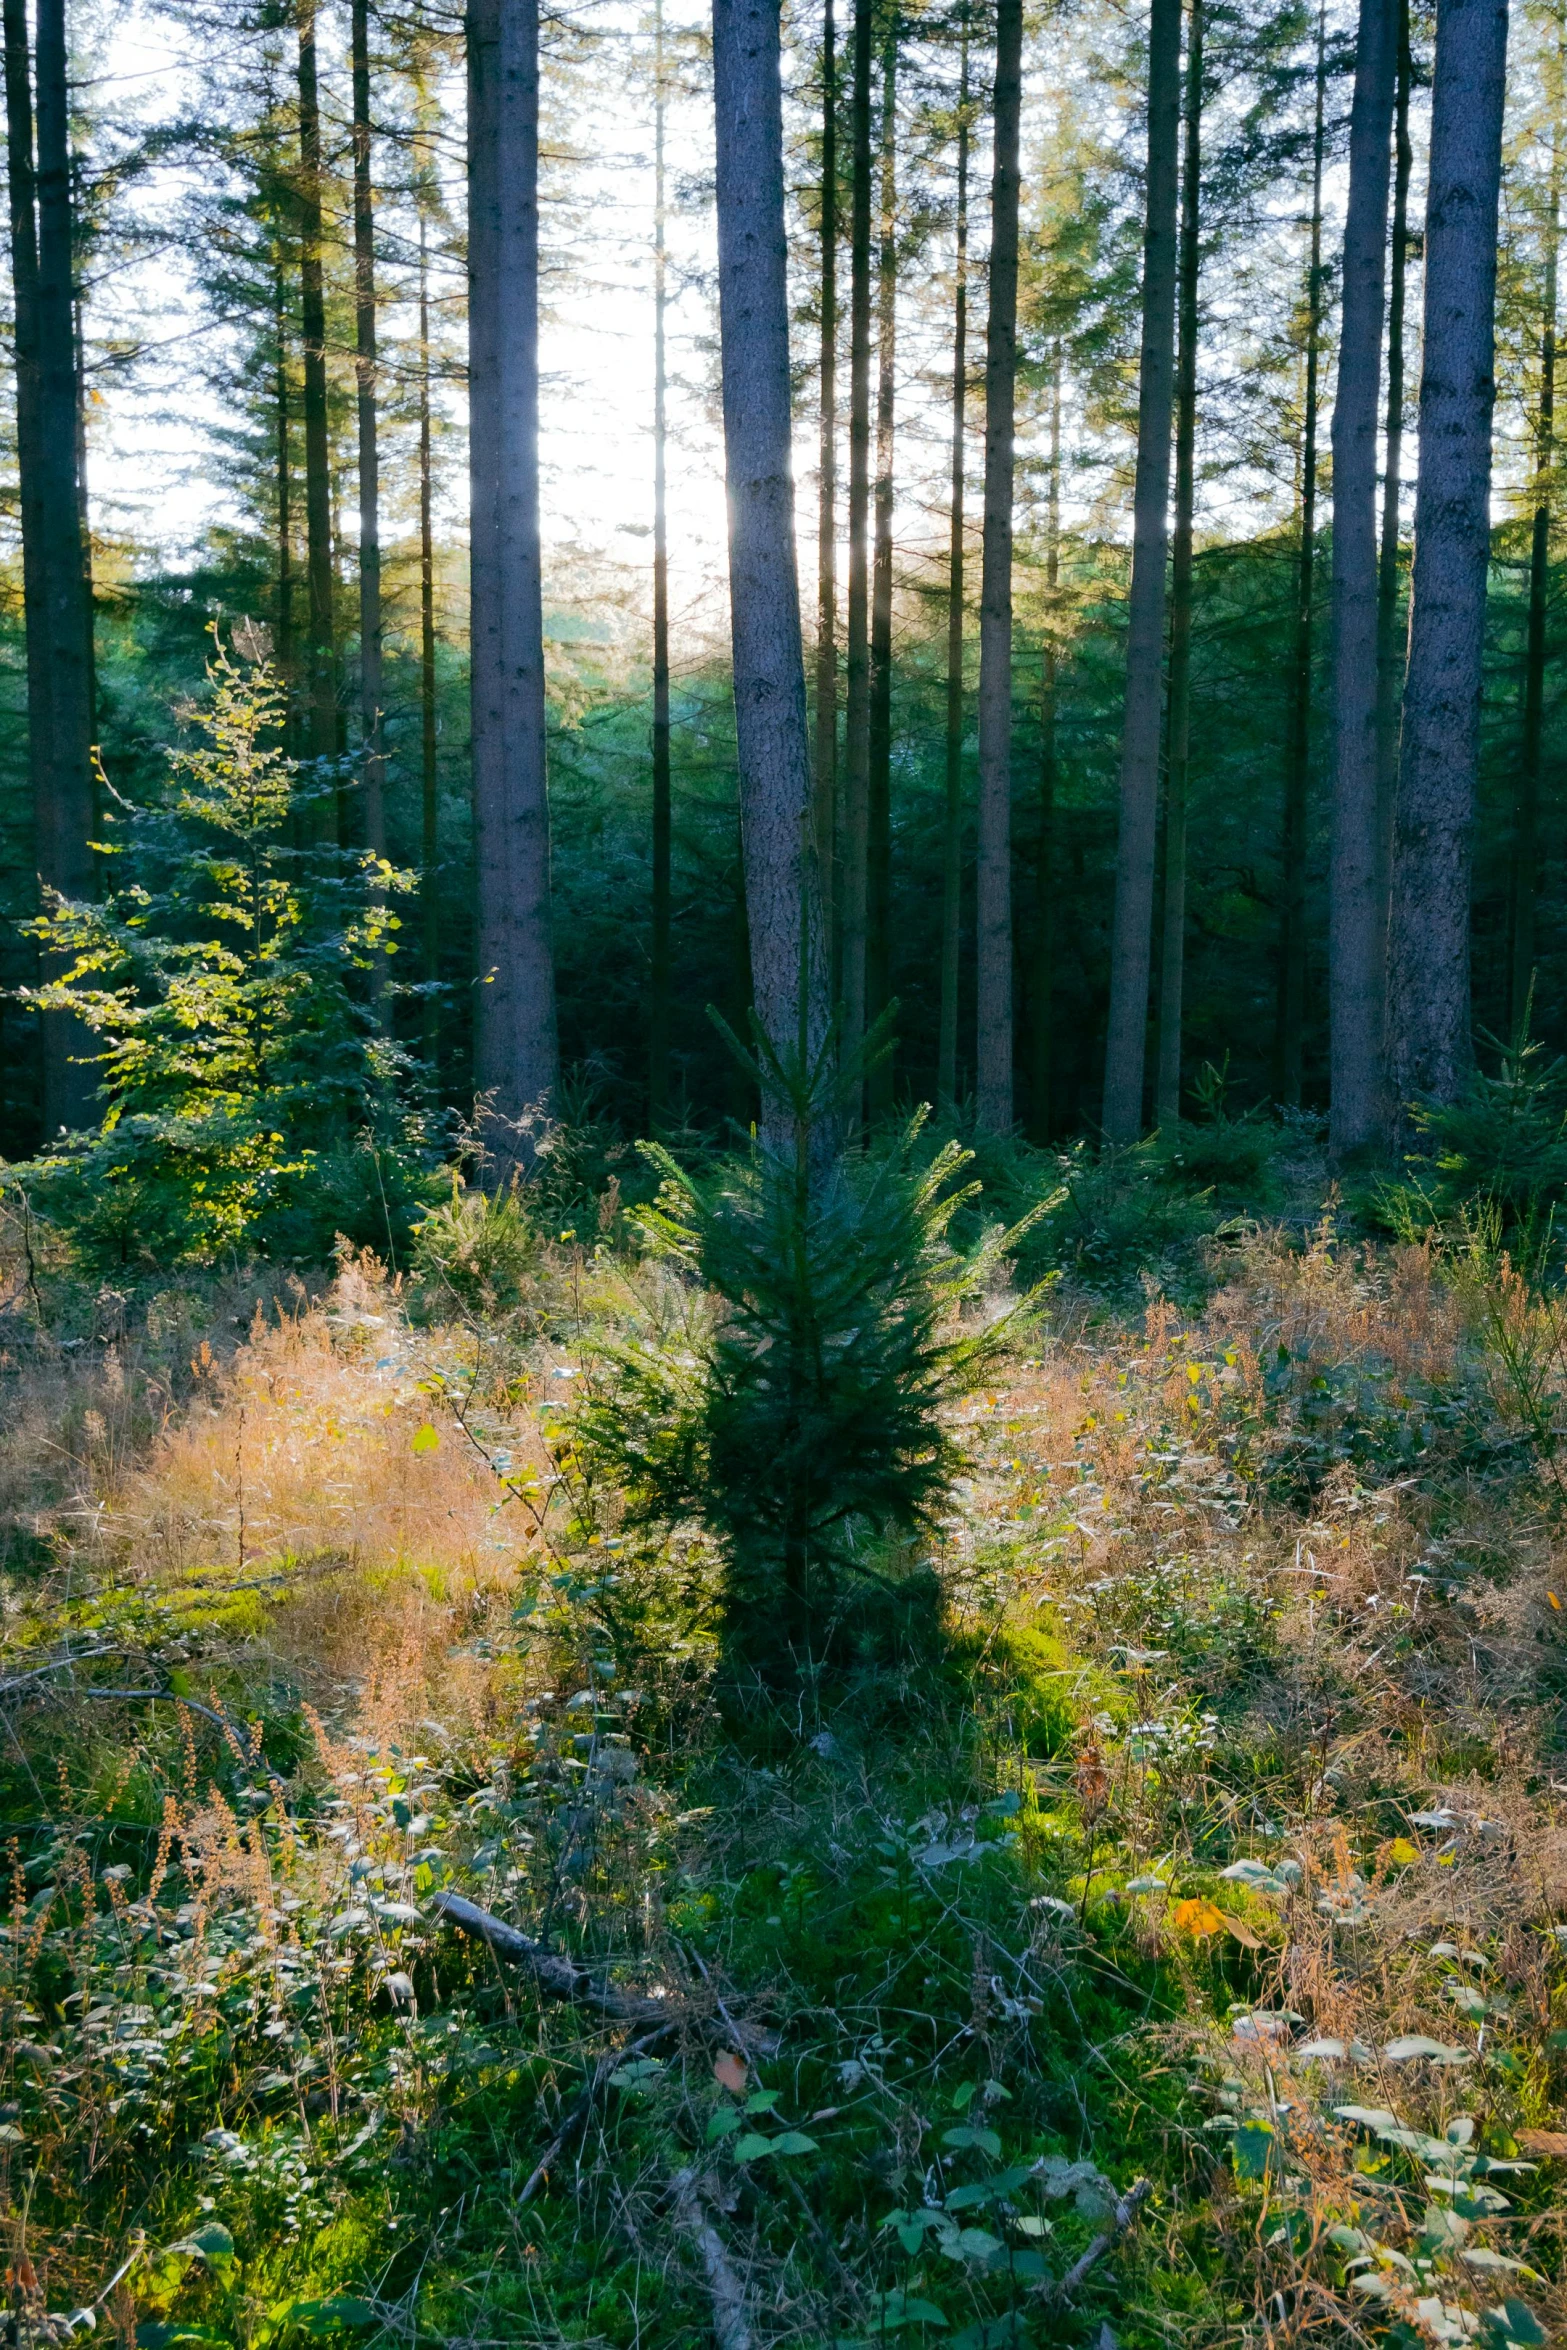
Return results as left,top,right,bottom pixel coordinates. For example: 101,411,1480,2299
5,0,1567,2343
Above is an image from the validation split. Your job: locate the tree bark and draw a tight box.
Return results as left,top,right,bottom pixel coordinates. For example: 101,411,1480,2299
866,14,896,1118
296,0,338,825
351,0,384,868
840,0,874,1085
1328,0,1396,1159
711,0,831,1145
1374,0,1412,1000
650,0,673,1125
69,174,94,821
974,0,1023,1134
1273,5,1328,1109
814,0,838,976
1100,0,1182,1142
1509,21,1563,1039
1385,0,1509,1133
467,0,560,1154
1155,0,1203,1132
273,252,295,751
8,0,95,1130
1029,343,1062,1143
419,205,440,1068
937,12,970,1109
3,0,52,911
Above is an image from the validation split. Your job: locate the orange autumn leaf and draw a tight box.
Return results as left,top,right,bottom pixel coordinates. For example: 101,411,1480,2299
1516,2128,1567,2158
1171,1897,1226,1938
713,2050,749,2096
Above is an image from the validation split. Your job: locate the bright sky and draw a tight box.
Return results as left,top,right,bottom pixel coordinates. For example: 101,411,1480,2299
76,0,1470,671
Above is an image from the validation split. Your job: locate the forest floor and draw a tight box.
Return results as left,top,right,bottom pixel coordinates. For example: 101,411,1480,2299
3,1178,1567,2350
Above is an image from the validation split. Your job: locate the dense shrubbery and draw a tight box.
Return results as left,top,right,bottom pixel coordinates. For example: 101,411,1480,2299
1377,1029,1567,1243
5,635,442,1269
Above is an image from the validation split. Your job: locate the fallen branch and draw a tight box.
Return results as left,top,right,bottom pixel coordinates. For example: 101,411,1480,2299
671,2168,753,2350
429,1890,674,2026
1051,2177,1152,2301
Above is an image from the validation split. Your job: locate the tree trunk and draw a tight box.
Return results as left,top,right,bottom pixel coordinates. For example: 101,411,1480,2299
1273,4,1328,1109
1100,0,1182,1142
1374,0,1412,998
840,0,874,1090
1509,20,1563,1039
1327,0,1396,1159
650,0,673,1125
351,0,384,867
467,0,560,1154
937,12,970,1109
273,253,295,750
8,0,95,1130
70,194,94,821
3,0,51,891
296,0,338,825
1155,0,1204,1132
711,0,831,1147
974,0,1023,1134
814,0,838,975
418,208,440,1070
1029,342,1062,1143
1385,0,1509,1132
34,0,90,884
866,14,897,1118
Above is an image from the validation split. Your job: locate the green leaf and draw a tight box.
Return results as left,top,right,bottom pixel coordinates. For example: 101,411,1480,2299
1232,2121,1274,2181
277,2303,377,2338
411,1424,440,1454
137,2328,232,2349
941,2126,1002,2157
867,2289,948,2331
706,2107,743,2142
1382,2035,1472,2064
1481,2300,1548,2349
943,2166,1035,2211
608,2058,664,2091
168,2223,235,2265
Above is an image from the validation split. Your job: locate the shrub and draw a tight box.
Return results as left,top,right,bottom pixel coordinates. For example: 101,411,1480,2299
409,1175,542,1315
1378,1028,1567,1241
572,1031,1051,1685
9,630,435,1268
1045,1137,1220,1293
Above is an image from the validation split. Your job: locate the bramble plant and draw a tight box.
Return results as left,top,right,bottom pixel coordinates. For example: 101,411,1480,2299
8,630,431,1267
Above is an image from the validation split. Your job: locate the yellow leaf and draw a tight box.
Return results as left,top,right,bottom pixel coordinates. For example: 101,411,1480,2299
411,1423,440,1454
1550,1592,1562,1611
1385,1838,1420,1868
1171,1897,1225,1938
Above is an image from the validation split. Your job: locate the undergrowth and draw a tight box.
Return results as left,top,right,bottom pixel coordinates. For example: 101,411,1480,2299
3,1193,1567,2350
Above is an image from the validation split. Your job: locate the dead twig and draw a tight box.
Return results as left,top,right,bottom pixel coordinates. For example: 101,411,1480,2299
1050,2177,1152,2301
671,2168,753,2350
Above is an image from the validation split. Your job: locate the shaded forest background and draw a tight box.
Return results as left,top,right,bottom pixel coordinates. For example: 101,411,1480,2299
0,0,1559,1160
